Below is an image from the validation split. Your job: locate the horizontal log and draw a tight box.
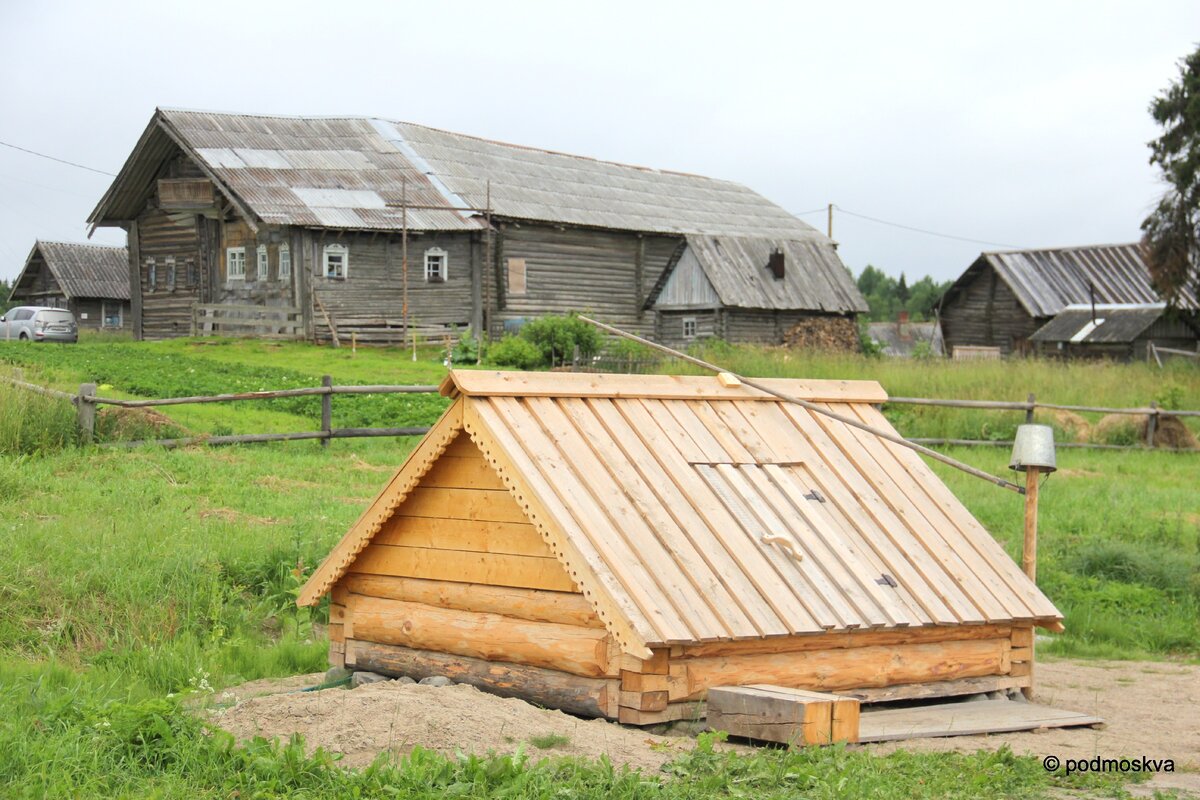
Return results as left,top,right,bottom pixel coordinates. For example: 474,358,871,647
668,638,1011,702
194,303,302,314
618,701,704,726
349,639,618,718
349,594,612,677
619,689,668,711
909,438,1142,451
328,427,429,438
672,624,1014,660
0,376,76,401
92,384,438,408
374,516,549,557
350,544,576,592
846,674,1029,703
343,574,599,627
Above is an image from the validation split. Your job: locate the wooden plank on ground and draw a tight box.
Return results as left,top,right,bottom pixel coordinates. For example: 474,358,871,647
857,698,1103,742
707,685,859,745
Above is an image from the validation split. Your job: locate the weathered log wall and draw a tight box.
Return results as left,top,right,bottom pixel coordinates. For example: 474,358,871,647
940,263,1040,356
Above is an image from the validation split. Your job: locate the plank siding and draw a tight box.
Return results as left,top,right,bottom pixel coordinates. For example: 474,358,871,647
494,223,676,337
940,263,1041,357
331,432,614,693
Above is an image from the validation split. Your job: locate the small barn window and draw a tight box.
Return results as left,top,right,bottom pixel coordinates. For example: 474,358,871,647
507,257,527,295
425,248,448,282
187,259,198,287
146,258,157,292
683,317,697,339
279,243,291,280
227,247,246,280
323,244,348,279
165,256,176,291
257,245,269,280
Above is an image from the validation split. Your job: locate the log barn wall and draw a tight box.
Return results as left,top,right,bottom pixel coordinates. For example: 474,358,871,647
939,262,1041,357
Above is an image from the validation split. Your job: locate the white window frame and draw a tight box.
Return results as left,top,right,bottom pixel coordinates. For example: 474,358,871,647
424,247,448,283
278,243,291,281
323,244,348,279
257,244,269,280
227,247,246,280
146,258,157,292
682,317,697,340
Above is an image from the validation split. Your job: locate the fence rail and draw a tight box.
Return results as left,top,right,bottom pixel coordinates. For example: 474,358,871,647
2,371,1197,452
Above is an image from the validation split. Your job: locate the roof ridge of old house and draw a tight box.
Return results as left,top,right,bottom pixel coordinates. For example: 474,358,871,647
982,242,1140,257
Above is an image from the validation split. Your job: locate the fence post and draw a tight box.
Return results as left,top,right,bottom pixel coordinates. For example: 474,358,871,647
76,383,97,444
1146,401,1158,448
321,375,333,448
1025,393,1035,424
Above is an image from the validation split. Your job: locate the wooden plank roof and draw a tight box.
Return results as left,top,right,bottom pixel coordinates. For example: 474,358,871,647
649,235,868,314
10,241,129,302
942,244,1199,319
299,371,1060,658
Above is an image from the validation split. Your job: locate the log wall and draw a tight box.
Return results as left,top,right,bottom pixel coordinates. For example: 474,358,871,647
940,263,1040,357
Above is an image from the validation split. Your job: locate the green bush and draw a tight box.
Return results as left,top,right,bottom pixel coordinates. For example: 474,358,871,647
519,314,602,366
486,335,543,370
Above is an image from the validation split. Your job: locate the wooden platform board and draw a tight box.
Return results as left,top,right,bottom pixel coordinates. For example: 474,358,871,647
857,698,1103,743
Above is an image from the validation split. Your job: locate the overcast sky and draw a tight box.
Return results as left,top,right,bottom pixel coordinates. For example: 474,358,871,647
1,1,1196,284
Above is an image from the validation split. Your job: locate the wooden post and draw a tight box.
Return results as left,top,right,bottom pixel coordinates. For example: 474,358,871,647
1022,466,1040,582
1146,401,1158,448
321,375,332,448
1025,393,1035,424
190,303,198,338
76,383,97,444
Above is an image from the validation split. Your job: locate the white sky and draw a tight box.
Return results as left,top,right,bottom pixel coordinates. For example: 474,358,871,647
1,1,1196,284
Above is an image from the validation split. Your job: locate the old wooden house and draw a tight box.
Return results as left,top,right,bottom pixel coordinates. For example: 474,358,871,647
86,108,865,344
866,312,944,358
938,243,1199,357
298,370,1060,725
9,241,130,329
1030,303,1198,361
649,235,866,349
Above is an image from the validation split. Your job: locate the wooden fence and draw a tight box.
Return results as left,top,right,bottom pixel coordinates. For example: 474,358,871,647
191,303,303,339
3,372,1197,452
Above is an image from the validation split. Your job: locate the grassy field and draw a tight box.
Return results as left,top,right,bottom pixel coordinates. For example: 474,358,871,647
0,336,1194,796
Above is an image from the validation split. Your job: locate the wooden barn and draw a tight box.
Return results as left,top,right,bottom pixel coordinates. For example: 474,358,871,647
937,243,1199,357
649,235,866,349
86,108,865,344
9,241,130,329
1030,303,1198,361
298,370,1061,727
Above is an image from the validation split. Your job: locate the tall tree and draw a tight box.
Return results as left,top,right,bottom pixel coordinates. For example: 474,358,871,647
1142,44,1200,307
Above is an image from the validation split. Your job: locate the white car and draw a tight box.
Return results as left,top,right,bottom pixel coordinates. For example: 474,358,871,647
0,306,79,343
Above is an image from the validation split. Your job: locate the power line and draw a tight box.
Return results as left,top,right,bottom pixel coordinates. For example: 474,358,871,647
0,139,115,177
790,206,828,217
833,204,1018,249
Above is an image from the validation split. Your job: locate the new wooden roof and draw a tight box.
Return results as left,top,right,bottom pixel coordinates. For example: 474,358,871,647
300,371,1060,658
10,241,129,302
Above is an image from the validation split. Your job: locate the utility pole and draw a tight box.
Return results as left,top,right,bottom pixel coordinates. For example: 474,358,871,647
827,203,833,240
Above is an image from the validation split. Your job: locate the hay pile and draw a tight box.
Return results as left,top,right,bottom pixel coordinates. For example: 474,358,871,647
1093,413,1197,449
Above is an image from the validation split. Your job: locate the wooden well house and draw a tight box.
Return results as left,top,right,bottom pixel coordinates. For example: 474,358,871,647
298,370,1061,727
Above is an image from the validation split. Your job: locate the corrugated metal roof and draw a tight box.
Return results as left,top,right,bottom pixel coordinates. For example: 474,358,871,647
300,371,1060,655
11,241,129,301
93,109,838,244
1029,304,1168,344
661,235,867,313
960,244,1199,318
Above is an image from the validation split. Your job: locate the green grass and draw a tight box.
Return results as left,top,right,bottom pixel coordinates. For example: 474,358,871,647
0,336,1192,795
528,732,571,750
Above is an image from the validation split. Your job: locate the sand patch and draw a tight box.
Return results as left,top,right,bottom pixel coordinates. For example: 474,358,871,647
211,681,697,771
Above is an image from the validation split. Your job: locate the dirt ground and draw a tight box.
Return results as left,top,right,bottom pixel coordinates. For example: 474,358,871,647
209,658,1199,789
